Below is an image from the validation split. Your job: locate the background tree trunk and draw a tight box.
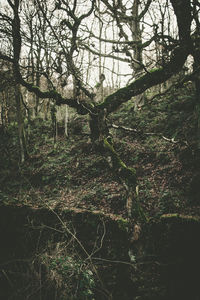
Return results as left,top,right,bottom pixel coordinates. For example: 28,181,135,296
132,0,145,111
15,83,28,163
64,105,69,137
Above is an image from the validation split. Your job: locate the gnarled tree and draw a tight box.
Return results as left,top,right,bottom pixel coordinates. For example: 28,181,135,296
0,0,198,216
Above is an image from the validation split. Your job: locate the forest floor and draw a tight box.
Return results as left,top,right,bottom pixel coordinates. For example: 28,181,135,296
1,82,200,300
1,82,200,220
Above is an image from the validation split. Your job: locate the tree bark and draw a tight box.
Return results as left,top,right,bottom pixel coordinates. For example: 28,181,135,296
193,39,200,150
64,105,69,137
15,83,28,163
89,109,109,142
132,0,145,110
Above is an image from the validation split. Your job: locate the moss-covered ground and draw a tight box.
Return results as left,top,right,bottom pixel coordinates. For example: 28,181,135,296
1,82,200,299
0,82,200,219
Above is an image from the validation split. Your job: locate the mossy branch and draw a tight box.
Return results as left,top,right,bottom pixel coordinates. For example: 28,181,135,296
97,0,192,114
103,138,136,187
103,137,137,218
160,213,200,223
97,46,189,113
18,75,92,115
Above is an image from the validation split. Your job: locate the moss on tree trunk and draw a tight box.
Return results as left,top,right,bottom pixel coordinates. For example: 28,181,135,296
103,137,137,218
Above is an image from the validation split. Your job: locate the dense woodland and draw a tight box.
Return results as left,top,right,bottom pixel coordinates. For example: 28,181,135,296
0,0,200,299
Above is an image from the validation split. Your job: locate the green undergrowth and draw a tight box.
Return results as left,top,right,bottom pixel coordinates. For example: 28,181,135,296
0,118,126,215
109,82,200,216
0,83,200,218
1,83,200,300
